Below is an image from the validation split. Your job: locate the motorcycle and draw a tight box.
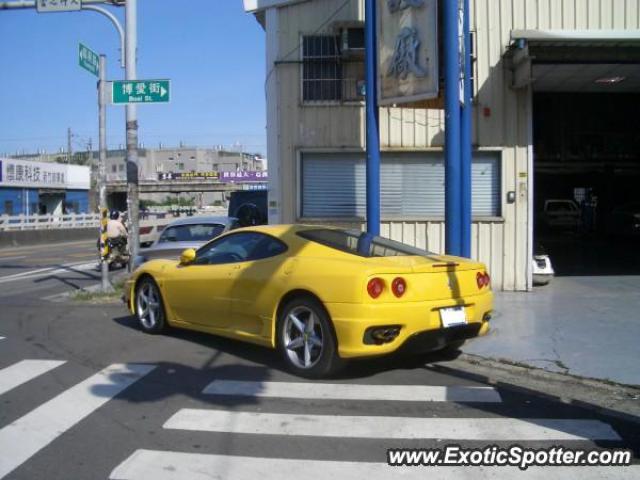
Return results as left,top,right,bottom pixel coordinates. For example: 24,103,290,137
99,236,131,270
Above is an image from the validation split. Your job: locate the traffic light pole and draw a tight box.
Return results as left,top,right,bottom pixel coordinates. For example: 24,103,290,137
124,0,140,267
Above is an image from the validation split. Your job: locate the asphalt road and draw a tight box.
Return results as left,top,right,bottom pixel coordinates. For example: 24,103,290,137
0,241,638,479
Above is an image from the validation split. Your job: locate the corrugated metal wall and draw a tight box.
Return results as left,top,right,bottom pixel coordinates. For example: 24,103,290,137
272,0,639,290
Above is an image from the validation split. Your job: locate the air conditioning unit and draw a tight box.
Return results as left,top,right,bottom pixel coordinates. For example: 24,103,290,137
339,25,365,57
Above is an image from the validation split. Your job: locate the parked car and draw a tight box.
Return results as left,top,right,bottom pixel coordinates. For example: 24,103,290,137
532,243,554,286
608,202,640,237
540,199,582,231
124,225,493,378
133,216,238,269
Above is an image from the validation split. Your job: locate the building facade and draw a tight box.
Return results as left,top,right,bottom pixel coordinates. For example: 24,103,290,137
0,158,90,215
245,0,640,291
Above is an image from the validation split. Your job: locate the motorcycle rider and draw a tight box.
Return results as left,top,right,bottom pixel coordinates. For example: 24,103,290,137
106,210,128,253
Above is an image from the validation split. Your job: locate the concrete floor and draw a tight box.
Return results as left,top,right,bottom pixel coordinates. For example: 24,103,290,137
465,275,640,386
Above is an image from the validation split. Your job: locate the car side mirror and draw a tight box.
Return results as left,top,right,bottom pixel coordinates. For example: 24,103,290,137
179,248,196,266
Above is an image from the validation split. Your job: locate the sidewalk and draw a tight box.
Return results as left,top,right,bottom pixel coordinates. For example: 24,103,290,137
464,276,640,386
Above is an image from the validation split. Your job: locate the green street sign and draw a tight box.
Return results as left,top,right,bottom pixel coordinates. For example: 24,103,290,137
78,43,99,77
111,80,171,104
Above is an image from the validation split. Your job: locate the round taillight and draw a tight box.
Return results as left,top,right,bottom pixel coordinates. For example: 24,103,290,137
367,278,384,299
391,277,406,298
476,272,490,289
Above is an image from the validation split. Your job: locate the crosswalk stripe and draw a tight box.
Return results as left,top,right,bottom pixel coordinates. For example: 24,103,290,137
164,409,621,441
109,450,640,480
203,380,502,402
0,360,66,396
0,363,155,480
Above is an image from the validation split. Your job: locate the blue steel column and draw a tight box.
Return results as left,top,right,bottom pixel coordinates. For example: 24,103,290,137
365,0,381,236
444,0,462,255
460,0,472,257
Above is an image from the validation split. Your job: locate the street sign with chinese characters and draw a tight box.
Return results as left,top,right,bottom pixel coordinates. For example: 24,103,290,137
79,43,99,77
36,0,82,13
377,0,439,106
111,80,170,104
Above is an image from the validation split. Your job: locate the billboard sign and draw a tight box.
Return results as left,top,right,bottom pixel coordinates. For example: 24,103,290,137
219,171,268,183
158,171,219,181
0,158,90,190
377,0,439,106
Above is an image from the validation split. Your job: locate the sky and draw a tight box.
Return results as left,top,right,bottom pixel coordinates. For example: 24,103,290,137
0,0,267,157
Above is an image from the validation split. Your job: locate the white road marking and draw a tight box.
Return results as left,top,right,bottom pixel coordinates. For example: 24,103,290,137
203,380,502,402
0,337,4,341
0,261,97,284
164,409,621,441
110,450,640,480
0,255,27,263
0,360,66,396
0,363,155,480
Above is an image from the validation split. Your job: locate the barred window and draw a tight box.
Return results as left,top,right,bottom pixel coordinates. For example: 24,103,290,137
302,35,342,101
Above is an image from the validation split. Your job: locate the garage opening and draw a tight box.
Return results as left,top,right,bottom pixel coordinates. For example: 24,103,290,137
531,67,640,276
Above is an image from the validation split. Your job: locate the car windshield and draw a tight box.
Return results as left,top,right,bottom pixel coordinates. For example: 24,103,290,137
297,228,435,258
158,223,225,243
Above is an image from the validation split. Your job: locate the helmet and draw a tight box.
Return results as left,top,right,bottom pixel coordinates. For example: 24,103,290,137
110,210,120,220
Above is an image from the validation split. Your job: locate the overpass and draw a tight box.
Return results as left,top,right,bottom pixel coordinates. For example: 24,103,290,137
106,180,253,194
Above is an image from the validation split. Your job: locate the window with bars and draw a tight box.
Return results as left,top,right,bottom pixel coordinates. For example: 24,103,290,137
302,35,343,102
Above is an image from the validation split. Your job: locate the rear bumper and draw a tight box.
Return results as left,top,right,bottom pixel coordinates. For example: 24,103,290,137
326,290,493,358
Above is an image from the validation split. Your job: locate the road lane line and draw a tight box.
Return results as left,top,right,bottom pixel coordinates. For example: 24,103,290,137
203,380,502,403
110,450,640,480
164,409,621,441
0,363,155,480
0,261,97,284
0,256,27,262
0,360,66,396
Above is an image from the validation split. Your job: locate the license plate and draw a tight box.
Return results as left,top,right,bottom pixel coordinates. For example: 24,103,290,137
440,306,467,328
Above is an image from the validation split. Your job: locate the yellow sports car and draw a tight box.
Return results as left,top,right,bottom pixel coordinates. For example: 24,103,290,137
124,225,492,377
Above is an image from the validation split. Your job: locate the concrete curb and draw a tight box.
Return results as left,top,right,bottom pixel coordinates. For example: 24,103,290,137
429,352,640,425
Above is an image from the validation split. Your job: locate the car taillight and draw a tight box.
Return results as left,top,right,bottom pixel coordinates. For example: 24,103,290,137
391,277,406,298
139,226,153,235
476,272,490,289
367,278,384,299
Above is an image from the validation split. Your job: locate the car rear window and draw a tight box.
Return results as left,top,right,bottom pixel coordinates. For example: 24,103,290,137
297,228,434,258
158,223,225,243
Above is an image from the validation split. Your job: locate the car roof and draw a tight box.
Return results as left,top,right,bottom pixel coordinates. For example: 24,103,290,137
162,215,237,227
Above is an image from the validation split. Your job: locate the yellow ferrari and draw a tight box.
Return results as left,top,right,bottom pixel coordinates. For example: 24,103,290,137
124,225,492,378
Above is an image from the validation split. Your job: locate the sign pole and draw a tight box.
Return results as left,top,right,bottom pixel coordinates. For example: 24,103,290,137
365,0,380,236
444,0,462,256
98,53,112,292
461,0,472,258
125,0,140,269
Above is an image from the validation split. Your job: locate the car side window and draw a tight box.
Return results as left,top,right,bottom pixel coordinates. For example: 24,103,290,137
194,232,287,265
246,235,288,261
158,227,177,243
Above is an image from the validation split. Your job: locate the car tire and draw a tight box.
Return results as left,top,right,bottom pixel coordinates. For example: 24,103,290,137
135,277,167,334
277,296,344,379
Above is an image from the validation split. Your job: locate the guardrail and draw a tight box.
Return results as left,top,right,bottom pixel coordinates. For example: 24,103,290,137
0,213,101,231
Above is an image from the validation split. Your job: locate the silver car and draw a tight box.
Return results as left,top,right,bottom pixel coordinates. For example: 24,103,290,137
134,216,238,269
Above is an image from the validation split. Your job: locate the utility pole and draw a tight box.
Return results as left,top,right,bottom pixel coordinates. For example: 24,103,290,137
98,54,112,292
67,127,73,164
125,0,140,267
